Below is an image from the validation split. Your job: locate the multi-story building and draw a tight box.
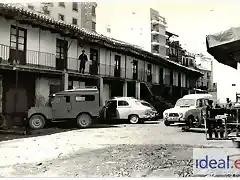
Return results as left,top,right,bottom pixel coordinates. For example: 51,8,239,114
150,8,168,57
0,4,202,127
96,6,168,57
181,50,196,68
22,2,97,32
166,31,182,63
195,54,213,91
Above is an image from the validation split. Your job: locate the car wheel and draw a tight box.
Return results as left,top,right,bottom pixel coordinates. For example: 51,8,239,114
77,113,92,128
129,115,139,124
164,120,170,126
29,114,46,130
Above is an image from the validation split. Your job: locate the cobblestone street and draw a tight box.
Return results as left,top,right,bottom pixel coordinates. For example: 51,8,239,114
0,121,233,177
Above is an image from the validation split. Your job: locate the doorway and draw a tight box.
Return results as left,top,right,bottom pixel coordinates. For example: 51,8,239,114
56,39,68,70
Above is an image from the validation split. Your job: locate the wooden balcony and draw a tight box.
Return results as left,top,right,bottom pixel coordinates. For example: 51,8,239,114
0,44,157,82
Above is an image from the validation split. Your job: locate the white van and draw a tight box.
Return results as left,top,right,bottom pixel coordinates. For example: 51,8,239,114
163,94,213,128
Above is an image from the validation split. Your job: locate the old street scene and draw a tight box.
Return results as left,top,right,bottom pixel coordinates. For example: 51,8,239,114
1,1,240,178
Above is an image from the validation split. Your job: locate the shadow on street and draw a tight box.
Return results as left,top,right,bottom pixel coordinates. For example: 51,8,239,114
0,121,120,142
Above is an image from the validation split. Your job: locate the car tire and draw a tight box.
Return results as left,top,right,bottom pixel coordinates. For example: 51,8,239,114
164,120,170,126
76,113,92,128
129,115,139,124
29,114,46,130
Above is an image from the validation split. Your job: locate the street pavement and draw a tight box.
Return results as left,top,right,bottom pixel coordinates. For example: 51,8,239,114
0,121,234,177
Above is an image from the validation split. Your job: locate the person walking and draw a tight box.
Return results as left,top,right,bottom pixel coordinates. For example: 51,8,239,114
79,50,88,74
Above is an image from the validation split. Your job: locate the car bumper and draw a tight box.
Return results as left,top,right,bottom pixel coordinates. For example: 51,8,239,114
164,117,186,123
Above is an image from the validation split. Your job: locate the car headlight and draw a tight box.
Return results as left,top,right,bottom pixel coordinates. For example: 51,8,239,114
164,113,168,117
179,113,183,118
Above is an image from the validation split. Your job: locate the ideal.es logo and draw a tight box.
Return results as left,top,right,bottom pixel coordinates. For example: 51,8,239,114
195,155,240,169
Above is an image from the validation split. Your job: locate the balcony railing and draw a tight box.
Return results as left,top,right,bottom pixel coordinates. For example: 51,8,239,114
0,44,161,83
151,30,160,35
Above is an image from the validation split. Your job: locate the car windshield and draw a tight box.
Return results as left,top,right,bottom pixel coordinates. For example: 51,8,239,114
48,94,55,106
175,99,196,107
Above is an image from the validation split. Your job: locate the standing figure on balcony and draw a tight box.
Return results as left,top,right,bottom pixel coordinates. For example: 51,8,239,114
79,50,88,74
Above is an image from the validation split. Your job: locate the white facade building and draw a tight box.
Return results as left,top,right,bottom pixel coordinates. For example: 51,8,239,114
21,2,97,32
96,4,167,57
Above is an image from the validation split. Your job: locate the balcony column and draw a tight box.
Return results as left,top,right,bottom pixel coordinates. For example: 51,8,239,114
135,81,140,100
123,80,127,97
99,77,104,106
62,70,69,90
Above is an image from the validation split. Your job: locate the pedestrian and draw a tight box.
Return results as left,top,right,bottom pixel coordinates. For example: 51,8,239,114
206,99,218,139
79,50,88,74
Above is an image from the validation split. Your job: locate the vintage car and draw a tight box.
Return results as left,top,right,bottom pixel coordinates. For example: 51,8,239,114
163,94,213,128
100,97,153,124
139,100,159,120
26,86,100,130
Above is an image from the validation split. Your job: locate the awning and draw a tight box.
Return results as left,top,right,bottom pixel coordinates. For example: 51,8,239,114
206,27,240,69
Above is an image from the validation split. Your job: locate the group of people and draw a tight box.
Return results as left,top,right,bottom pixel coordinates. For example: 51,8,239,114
206,98,234,139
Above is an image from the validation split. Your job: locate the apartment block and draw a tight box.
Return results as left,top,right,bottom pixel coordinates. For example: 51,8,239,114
22,2,97,32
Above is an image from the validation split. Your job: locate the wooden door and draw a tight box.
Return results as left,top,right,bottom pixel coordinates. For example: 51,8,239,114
56,39,68,70
9,25,27,65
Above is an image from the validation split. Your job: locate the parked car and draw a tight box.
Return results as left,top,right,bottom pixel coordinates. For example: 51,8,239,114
100,97,153,124
143,96,174,119
139,100,160,120
163,94,213,128
26,86,100,130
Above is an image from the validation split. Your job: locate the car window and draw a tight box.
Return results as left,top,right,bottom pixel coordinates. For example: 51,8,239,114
118,100,129,106
204,99,209,106
75,95,95,102
197,99,203,107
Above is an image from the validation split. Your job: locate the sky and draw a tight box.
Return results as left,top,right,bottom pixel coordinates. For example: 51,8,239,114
96,0,240,102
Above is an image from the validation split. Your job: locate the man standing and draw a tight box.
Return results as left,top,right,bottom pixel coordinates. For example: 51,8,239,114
79,50,88,74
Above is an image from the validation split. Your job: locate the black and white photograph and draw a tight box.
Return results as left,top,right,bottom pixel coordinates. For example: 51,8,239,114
0,0,240,178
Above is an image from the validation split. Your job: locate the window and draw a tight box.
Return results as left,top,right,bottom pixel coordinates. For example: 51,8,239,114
58,14,64,21
107,27,111,33
65,96,70,103
159,67,163,84
170,70,173,85
92,21,96,31
59,2,65,7
72,18,78,25
10,25,26,51
92,6,96,16
75,95,95,101
28,4,34,10
72,2,78,11
90,48,98,61
132,60,138,73
178,72,181,87
197,99,203,107
147,64,152,75
56,39,68,60
114,55,121,69
118,100,129,106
